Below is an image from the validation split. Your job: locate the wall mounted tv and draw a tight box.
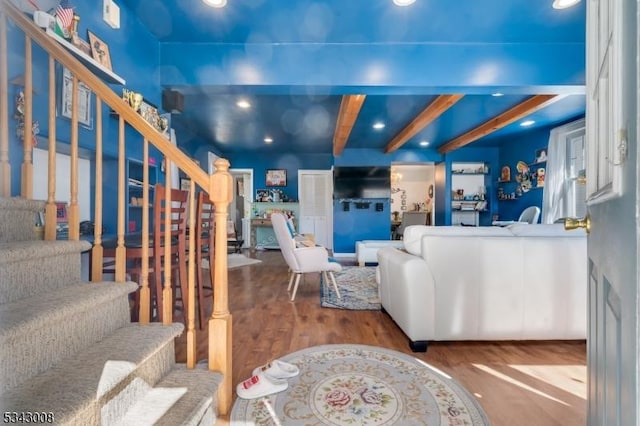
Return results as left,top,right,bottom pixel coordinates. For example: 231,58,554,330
333,166,391,199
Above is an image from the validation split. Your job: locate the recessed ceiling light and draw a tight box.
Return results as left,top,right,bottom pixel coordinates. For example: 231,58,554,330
203,0,227,8
372,122,386,130
552,0,580,9
520,120,536,127
264,137,273,143
419,141,430,147
393,0,416,6
491,92,504,97
236,99,251,109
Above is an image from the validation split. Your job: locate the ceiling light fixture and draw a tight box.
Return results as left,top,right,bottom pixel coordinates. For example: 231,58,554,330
520,120,536,127
203,0,227,8
552,0,581,9
236,99,251,109
372,122,386,130
264,137,273,143
419,141,430,147
393,0,416,6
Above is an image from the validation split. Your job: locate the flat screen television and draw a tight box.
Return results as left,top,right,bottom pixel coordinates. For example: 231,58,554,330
333,166,391,199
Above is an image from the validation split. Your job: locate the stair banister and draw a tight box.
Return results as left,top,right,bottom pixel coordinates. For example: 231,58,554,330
2,0,233,414
91,96,104,281
68,75,80,240
21,33,33,198
209,158,233,415
139,138,150,323
187,178,197,369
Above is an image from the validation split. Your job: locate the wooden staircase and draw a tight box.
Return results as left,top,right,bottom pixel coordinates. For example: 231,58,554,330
0,0,234,421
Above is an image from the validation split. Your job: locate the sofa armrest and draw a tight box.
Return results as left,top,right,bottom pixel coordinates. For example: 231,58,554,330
377,247,435,341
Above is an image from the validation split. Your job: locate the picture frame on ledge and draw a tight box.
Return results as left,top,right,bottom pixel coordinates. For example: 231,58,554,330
59,67,93,129
256,189,272,202
266,169,286,187
87,30,112,71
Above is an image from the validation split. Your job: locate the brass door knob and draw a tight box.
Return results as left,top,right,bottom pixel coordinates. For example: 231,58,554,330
564,215,591,234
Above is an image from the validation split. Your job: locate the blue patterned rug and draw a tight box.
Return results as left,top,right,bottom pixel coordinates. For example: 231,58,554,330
231,344,490,425
320,266,380,310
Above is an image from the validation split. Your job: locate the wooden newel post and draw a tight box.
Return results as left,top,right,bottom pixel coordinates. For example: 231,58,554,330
208,158,233,415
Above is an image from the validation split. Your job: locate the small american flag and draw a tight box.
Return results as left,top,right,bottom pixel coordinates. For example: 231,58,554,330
55,0,74,31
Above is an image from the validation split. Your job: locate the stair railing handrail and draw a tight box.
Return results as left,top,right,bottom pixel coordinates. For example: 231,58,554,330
0,0,209,191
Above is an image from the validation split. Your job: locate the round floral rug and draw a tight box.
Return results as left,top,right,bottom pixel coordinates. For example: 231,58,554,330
230,344,490,425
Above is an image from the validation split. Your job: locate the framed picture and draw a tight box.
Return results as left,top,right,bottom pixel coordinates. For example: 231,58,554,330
534,148,547,163
266,169,286,186
256,189,272,202
60,67,93,129
500,166,511,182
71,33,92,56
87,30,112,71
180,177,191,191
55,202,68,223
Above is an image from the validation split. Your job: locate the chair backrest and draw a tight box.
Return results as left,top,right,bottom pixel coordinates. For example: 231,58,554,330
398,211,428,236
518,206,541,224
271,213,300,270
154,183,190,248
196,191,215,252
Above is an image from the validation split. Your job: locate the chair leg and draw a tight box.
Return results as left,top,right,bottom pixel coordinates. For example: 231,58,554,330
290,273,302,301
329,271,341,299
196,255,205,330
177,248,189,325
287,271,296,291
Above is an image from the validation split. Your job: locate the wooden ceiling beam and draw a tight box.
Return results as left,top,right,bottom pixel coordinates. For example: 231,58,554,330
333,94,366,156
384,94,464,154
438,94,563,154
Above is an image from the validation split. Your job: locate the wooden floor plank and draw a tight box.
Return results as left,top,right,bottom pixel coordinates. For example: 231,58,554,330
174,251,586,425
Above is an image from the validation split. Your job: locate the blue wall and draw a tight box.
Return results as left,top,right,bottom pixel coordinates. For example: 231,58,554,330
7,0,163,197
493,117,583,221
443,147,500,226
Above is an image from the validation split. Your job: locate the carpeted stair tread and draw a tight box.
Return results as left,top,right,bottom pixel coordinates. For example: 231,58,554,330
117,364,222,426
0,323,185,424
0,241,89,304
0,197,45,243
0,197,45,211
0,281,137,340
0,240,91,264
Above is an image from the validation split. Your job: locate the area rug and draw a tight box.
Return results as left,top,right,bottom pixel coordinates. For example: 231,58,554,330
320,266,380,310
231,344,489,425
201,253,262,270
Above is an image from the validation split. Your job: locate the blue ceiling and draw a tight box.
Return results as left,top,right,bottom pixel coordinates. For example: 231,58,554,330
120,0,586,155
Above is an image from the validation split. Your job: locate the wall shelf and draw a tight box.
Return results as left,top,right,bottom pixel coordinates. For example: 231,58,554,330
45,27,126,85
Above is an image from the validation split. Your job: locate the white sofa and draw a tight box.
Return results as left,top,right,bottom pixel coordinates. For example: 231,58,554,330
377,224,587,351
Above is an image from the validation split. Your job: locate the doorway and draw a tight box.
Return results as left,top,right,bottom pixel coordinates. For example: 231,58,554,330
390,163,435,227
229,168,253,248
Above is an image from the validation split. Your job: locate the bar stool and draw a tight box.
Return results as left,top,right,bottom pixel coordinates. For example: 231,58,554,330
103,184,189,323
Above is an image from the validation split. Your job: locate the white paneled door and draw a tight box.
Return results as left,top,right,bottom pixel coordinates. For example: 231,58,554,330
585,0,638,424
298,170,333,249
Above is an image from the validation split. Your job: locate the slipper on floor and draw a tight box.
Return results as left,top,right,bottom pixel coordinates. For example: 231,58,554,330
236,374,288,399
252,359,300,380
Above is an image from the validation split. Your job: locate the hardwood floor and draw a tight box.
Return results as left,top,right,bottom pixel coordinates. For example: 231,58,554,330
174,250,587,425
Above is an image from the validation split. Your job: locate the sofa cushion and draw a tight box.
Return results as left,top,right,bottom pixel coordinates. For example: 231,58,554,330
507,223,586,237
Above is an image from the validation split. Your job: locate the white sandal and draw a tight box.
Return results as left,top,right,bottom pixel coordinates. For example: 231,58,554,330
236,374,288,399
252,359,300,380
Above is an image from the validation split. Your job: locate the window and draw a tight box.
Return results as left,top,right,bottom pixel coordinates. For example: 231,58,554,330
541,118,586,223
